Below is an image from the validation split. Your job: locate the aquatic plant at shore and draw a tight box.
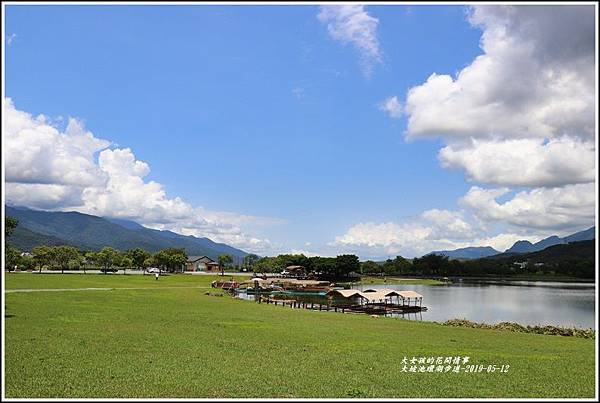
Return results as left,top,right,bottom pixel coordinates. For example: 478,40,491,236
441,318,595,339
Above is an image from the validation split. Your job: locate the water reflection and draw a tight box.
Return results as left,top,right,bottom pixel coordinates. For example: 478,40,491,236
352,281,595,329
234,281,595,328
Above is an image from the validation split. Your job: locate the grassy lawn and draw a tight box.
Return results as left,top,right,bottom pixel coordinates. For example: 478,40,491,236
4,274,595,398
4,272,242,290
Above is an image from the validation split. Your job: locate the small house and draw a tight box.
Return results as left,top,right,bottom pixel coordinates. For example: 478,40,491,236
186,256,221,272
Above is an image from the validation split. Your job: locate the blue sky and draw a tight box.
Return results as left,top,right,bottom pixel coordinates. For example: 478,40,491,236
4,4,596,258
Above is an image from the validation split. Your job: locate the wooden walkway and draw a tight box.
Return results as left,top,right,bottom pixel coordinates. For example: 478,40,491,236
258,296,427,316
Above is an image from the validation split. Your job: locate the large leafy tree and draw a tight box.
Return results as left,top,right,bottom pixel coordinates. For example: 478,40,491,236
5,216,20,271
126,248,151,272
20,254,36,271
154,248,187,273
143,256,155,275
243,254,260,269
32,245,57,273
5,245,21,271
54,246,81,274
5,216,18,237
334,254,360,278
360,260,380,274
84,251,100,274
218,254,233,275
116,253,134,275
97,247,120,274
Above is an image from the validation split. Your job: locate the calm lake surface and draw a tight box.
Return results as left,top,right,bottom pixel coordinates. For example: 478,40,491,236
352,281,596,329
237,280,595,328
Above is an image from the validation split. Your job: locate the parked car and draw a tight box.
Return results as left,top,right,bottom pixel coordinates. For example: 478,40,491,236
146,267,160,274
100,267,118,273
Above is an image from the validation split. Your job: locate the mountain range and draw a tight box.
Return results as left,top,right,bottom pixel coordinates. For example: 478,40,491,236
428,246,501,260
5,205,248,262
428,226,595,260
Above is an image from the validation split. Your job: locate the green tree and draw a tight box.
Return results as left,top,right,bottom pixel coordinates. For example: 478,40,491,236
392,256,412,275
67,254,84,271
83,251,101,274
20,254,36,271
83,251,99,274
360,260,380,274
117,253,134,275
218,254,233,275
54,246,81,274
154,248,187,273
32,245,56,273
334,254,360,279
253,256,279,273
243,253,260,270
381,255,412,275
5,245,21,271
143,256,155,275
126,248,151,272
97,247,119,274
5,216,20,271
5,216,18,237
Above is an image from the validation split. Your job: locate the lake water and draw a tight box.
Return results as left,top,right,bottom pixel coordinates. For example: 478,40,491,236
352,281,596,329
236,280,596,329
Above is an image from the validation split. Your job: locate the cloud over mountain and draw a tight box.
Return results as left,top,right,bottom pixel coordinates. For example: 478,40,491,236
4,98,278,254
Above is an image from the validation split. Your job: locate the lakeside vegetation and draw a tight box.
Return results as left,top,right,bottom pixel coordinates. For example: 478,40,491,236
371,250,595,279
251,246,594,281
440,319,594,339
4,274,595,398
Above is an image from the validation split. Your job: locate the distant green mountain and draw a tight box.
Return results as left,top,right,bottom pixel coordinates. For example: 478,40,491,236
426,226,595,260
489,240,594,264
505,227,595,254
10,226,83,251
428,246,500,260
6,205,248,262
523,240,595,262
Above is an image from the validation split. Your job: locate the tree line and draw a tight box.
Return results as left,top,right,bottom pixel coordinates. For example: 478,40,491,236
7,244,189,274
252,249,594,280
252,254,361,280
362,252,595,279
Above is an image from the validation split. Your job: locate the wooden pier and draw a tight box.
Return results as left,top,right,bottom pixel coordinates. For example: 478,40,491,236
258,296,427,316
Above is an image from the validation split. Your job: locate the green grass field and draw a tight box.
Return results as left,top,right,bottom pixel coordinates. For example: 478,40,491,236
4,273,596,398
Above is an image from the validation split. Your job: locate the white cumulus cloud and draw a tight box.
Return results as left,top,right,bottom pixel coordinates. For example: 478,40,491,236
378,96,403,119
318,5,382,77
3,99,279,254
403,5,595,189
4,98,110,188
460,184,596,233
439,137,595,188
332,209,478,258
